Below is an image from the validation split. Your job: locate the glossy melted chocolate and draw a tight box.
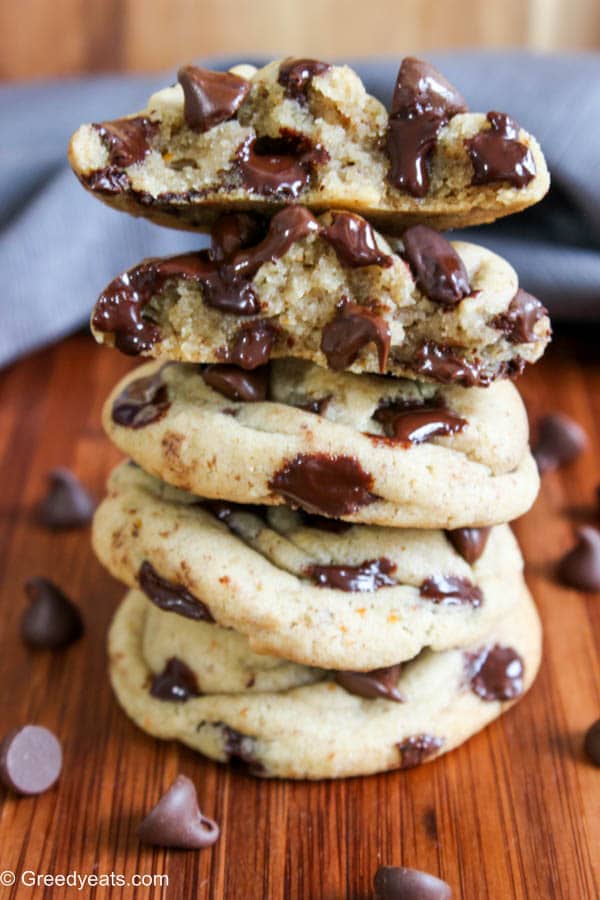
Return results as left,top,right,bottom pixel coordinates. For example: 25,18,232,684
269,453,379,517
138,560,215,622
305,557,397,591
321,302,391,373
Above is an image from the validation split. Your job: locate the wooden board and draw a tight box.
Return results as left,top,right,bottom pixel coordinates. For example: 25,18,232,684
0,330,598,899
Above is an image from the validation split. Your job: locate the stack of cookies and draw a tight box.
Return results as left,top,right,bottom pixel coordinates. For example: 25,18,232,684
70,56,551,779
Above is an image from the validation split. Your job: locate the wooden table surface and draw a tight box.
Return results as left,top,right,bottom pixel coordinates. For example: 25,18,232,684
0,329,598,899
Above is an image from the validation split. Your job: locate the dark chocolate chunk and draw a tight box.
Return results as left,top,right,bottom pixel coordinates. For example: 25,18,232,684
468,644,524,701
466,111,536,188
221,318,279,370
210,213,267,261
21,578,83,649
111,368,171,428
321,302,391,372
138,560,215,621
397,734,444,769
402,225,470,305
222,725,264,774
372,399,466,444
150,657,201,702
237,131,329,197
178,65,250,132
38,467,95,529
491,288,547,344
297,510,352,533
322,212,393,268
387,57,467,197
557,527,600,592
0,725,62,796
584,719,600,766
137,774,220,848
335,664,404,702
410,342,487,387
445,527,491,564
94,263,164,354
532,413,587,474
306,557,397,592
278,58,331,101
94,116,157,167
269,453,379,517
419,575,483,608
374,865,452,900
202,364,268,402
84,166,129,194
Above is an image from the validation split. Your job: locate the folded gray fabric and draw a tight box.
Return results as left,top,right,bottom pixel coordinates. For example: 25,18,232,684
1,51,599,368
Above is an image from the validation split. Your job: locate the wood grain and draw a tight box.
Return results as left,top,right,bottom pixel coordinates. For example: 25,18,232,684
0,329,598,898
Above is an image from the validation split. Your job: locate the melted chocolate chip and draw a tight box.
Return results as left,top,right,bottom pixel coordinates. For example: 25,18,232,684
557,527,600,592
112,368,171,429
468,644,524,701
321,302,391,373
584,719,600,766
402,225,471,305
532,413,587,474
0,726,62,796
138,560,215,621
221,319,279,370
294,395,331,415
322,212,393,268
201,364,268,402
178,65,250,132
237,131,329,197
372,399,466,444
21,578,84,649
466,111,536,188
410,342,487,387
221,725,264,774
397,734,444,769
446,527,491,564
278,58,331,101
84,167,129,194
335,664,404,702
150,657,200,702
38,467,95,529
94,116,157,167
269,453,379,517
93,262,164,354
387,57,467,197
137,774,220,848
492,288,547,343
419,575,483,607
306,557,397,591
374,866,452,900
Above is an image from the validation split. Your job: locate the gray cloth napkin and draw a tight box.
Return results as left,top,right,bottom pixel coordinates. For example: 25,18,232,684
1,51,599,368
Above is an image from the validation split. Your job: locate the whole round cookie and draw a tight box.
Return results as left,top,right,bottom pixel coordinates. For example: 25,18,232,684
103,359,539,529
108,585,542,779
94,461,528,670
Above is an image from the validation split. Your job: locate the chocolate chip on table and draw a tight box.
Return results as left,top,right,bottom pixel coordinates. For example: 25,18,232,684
138,560,215,621
532,413,587,474
419,575,483,608
201,364,269,402
305,557,397,592
137,774,219,849
93,116,157,168
150,657,201,702
466,110,536,188
557,527,600,592
21,578,83,649
321,302,391,372
236,131,329,197
278,58,331,101
468,644,524,701
112,368,171,428
445,527,491,564
335,664,404,702
374,865,452,900
0,725,62,795
491,288,547,344
584,719,600,766
402,225,471,305
38,467,95,529
269,453,379,518
397,734,444,769
322,212,393,268
178,65,250,132
372,400,466,445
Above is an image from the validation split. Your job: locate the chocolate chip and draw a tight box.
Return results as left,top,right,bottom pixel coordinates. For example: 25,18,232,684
269,453,379,517
222,725,264,774
137,774,219,848
178,65,250,132
468,644,524,701
491,288,547,344
402,225,470,305
294,395,331,416
236,131,329,197
84,166,129,194
410,342,487,387
466,111,536,188
38,468,95,529
397,734,444,769
445,527,491,564
532,413,587,474
112,368,171,429
557,527,600,592
201,364,268,402
221,319,279,370
419,575,483,608
321,302,391,372
0,725,62,795
278,58,331,101
372,399,466,444
93,116,157,167
335,664,404,702
150,657,201,702
387,57,467,197
138,560,215,621
305,557,397,591
21,578,83,649
322,212,393,268
584,719,600,766
374,866,451,900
